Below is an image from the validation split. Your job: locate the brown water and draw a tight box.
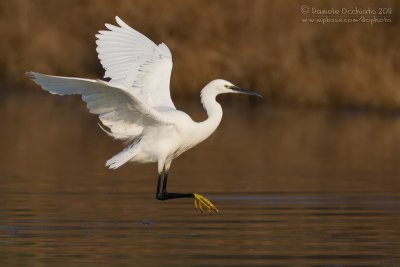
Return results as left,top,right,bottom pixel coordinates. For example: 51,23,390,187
1,90,400,266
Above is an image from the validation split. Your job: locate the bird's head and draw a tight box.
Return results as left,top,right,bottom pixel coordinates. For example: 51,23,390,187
205,79,262,98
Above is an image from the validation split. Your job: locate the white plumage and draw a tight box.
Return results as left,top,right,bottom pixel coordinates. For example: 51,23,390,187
27,16,261,213
96,17,175,109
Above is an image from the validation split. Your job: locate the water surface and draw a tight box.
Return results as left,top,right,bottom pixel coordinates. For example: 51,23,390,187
1,91,400,266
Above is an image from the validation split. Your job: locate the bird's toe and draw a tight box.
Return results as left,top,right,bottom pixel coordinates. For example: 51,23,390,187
193,193,219,214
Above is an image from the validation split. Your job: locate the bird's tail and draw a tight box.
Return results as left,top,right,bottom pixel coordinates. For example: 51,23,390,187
106,137,141,169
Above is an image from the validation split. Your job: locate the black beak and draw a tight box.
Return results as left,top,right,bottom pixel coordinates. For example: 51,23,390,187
230,85,262,98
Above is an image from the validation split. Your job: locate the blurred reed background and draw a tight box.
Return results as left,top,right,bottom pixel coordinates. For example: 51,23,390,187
1,0,399,109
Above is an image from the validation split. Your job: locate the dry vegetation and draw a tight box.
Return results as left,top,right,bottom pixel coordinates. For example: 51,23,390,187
1,0,399,109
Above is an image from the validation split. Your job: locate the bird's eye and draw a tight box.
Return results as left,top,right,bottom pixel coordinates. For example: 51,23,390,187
224,84,229,88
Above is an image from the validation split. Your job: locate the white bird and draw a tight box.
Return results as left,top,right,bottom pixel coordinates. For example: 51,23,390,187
27,16,261,213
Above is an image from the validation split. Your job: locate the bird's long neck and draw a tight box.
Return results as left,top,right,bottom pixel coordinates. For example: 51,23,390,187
194,88,223,143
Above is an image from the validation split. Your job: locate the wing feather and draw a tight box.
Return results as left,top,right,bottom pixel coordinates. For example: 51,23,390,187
27,17,177,142
96,16,175,110
27,72,172,141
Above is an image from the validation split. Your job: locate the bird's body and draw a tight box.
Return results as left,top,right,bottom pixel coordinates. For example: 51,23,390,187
112,97,219,170
27,17,261,213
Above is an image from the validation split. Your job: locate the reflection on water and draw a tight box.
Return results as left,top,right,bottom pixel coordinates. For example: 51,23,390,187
1,90,400,266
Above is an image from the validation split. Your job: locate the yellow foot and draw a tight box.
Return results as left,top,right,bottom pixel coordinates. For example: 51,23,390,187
193,193,219,214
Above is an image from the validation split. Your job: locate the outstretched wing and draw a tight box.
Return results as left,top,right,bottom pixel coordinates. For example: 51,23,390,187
96,16,176,110
27,72,172,141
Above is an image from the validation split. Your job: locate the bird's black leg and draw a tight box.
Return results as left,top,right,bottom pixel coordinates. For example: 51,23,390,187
156,172,163,198
156,170,193,201
161,171,168,195
155,168,219,213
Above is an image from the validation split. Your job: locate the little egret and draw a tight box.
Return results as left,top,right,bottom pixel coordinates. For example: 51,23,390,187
27,16,261,213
